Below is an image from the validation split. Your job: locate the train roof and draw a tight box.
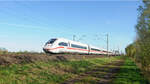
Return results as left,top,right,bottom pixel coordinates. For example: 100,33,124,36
89,45,106,51
56,38,88,45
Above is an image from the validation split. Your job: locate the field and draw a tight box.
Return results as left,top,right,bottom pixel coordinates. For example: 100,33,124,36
0,54,149,84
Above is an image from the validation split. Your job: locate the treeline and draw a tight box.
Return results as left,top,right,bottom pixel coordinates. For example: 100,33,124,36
0,48,44,55
0,48,8,54
125,0,150,72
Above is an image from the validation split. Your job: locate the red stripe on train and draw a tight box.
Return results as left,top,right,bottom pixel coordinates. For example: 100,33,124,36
45,46,64,50
45,46,104,53
67,47,88,51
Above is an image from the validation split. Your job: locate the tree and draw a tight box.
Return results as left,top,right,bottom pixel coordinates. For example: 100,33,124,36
136,0,150,69
126,0,150,71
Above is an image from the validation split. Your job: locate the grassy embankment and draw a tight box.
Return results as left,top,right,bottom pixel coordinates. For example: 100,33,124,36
0,56,120,84
113,57,149,84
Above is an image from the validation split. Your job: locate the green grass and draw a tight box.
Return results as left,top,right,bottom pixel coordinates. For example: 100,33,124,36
0,56,121,84
112,57,149,84
0,56,148,84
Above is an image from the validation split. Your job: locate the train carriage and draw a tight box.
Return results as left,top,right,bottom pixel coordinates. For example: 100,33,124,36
89,46,105,55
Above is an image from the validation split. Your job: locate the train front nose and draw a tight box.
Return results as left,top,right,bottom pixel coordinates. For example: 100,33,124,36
43,44,52,53
43,48,48,53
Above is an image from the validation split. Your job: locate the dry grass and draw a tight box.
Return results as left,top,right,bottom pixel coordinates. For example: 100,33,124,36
0,52,107,65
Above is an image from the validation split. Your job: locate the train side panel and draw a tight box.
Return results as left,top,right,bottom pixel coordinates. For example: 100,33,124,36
43,38,113,55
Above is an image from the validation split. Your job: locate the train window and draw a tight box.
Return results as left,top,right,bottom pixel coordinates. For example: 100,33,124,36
59,42,68,46
45,39,57,45
91,48,101,51
71,44,87,49
49,39,57,44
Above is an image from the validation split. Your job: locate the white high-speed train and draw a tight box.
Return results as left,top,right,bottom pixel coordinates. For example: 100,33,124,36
43,38,113,55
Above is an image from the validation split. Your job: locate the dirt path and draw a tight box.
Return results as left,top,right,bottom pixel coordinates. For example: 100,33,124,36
62,59,124,84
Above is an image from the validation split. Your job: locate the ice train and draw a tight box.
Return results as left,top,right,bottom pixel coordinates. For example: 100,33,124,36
43,38,113,55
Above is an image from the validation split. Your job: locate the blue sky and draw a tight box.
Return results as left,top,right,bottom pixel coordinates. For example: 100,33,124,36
0,1,140,52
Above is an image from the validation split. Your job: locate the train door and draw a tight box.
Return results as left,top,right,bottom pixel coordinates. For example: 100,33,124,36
66,42,71,53
88,45,90,54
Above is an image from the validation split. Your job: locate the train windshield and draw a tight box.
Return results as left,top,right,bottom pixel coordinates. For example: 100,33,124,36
46,39,57,44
